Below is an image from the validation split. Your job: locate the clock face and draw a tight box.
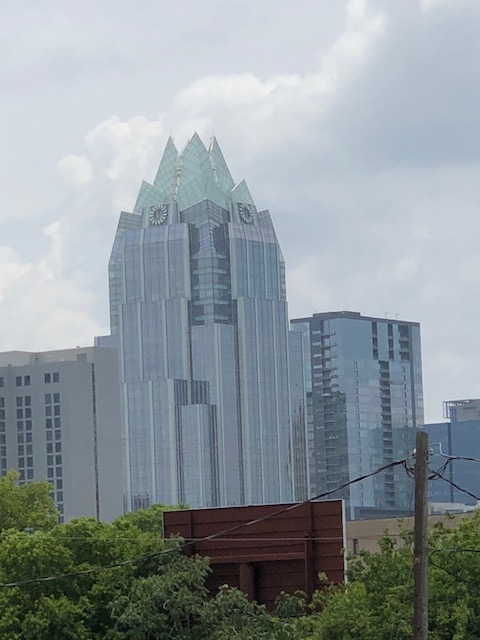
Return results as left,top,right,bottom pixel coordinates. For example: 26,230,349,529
238,203,254,224
150,204,168,226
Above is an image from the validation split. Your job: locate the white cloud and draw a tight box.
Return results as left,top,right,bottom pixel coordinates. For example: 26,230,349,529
0,227,102,352
57,155,92,187
420,0,454,13
2,0,480,423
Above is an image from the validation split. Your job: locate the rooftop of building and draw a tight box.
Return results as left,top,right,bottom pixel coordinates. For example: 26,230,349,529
133,133,254,214
0,346,116,368
291,310,420,326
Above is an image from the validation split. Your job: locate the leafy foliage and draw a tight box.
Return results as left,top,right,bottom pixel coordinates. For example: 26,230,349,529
0,470,58,532
1,477,480,639
292,512,480,640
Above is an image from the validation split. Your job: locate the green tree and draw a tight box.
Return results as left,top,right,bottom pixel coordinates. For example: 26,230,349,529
292,512,480,640
0,470,57,532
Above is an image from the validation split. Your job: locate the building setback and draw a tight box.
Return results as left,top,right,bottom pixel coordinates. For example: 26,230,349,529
0,347,123,522
98,133,308,511
291,311,424,519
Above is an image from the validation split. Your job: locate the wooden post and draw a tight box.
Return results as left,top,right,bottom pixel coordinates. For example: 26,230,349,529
239,563,256,600
413,430,429,640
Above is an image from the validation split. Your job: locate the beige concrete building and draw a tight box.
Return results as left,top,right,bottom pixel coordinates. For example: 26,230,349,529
0,347,123,522
346,511,475,554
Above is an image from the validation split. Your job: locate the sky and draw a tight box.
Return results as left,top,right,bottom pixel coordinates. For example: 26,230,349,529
0,0,479,422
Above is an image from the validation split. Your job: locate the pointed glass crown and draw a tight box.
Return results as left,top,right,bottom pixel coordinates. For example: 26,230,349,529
133,133,254,213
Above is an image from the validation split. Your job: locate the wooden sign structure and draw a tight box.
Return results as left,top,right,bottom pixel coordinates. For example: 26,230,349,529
164,500,345,610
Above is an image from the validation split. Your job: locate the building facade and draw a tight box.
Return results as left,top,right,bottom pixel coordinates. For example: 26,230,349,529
100,134,307,510
0,347,123,522
291,311,424,519
425,399,480,507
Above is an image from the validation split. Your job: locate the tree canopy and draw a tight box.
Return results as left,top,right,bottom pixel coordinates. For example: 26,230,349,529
1,474,480,639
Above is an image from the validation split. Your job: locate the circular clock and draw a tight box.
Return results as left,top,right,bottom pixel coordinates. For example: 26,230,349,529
238,203,254,224
150,204,168,226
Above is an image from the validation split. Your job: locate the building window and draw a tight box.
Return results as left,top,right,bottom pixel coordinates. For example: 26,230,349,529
16,376,22,387
24,376,31,386
0,378,3,388
53,372,60,383
53,393,60,403
44,373,51,384
27,469,34,480
352,538,360,554
45,394,51,404
24,396,31,406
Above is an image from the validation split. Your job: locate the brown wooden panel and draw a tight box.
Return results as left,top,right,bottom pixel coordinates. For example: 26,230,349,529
209,551,305,564
163,500,345,610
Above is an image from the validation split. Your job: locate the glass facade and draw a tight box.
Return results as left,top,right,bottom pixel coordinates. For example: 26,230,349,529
291,311,424,519
426,399,480,506
107,134,307,510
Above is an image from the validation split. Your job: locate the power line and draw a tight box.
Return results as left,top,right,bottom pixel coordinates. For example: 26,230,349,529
430,443,480,464
429,548,480,587
0,455,409,589
428,468,480,503
0,544,180,588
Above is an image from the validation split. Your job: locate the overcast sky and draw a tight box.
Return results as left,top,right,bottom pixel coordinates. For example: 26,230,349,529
1,0,479,422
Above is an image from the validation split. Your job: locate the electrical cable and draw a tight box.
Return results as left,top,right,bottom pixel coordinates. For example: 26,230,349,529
0,455,409,589
431,443,480,463
428,468,480,503
429,548,480,587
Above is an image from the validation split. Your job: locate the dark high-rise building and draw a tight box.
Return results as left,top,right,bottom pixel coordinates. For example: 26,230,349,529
291,311,424,519
426,399,480,507
100,134,307,510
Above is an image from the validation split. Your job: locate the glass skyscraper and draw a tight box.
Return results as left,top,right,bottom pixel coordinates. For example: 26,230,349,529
426,399,480,507
102,134,307,510
291,311,424,519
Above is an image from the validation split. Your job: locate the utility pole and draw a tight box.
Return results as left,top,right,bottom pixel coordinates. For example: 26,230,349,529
413,430,429,640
